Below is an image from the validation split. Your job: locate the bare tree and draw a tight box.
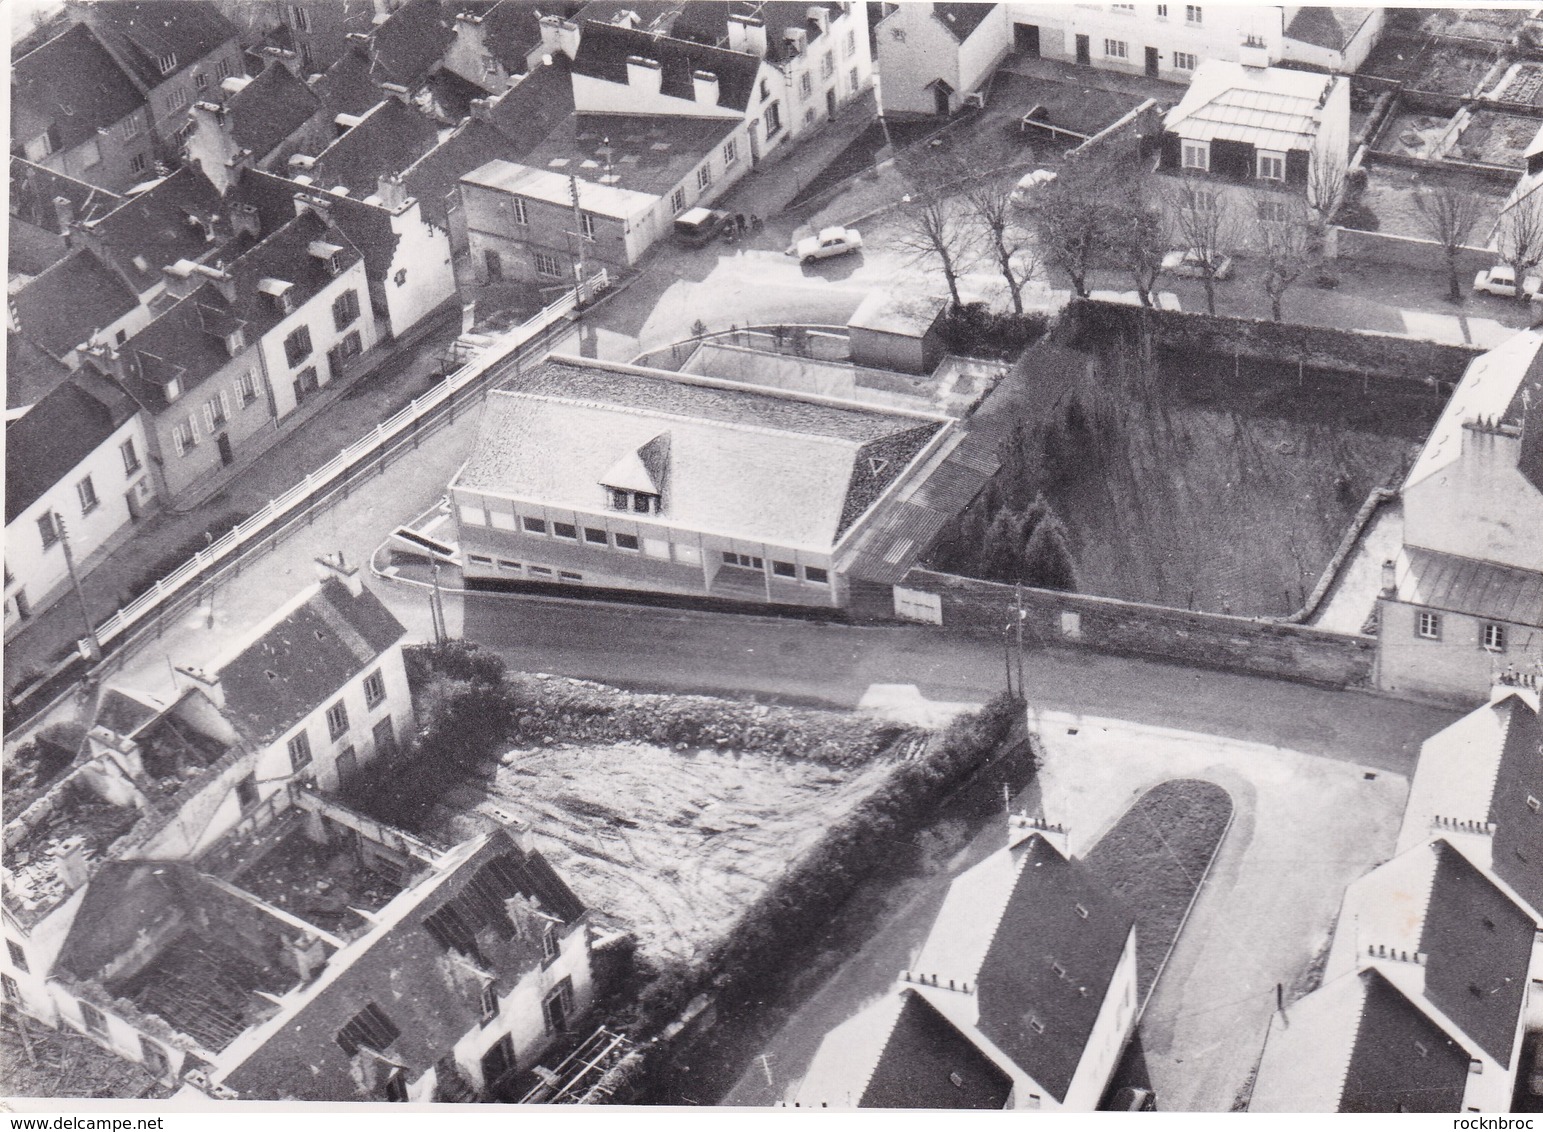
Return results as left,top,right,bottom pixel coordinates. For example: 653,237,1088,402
1494,191,1543,304
1106,181,1169,308
1258,199,1316,322
1027,149,1124,299
1413,182,1486,302
960,165,1040,315
894,154,974,308
1306,153,1348,229
1166,178,1239,315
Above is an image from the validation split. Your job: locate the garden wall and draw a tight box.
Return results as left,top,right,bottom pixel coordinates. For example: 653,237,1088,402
903,568,1377,688
1362,148,1520,186
1334,226,1497,278
1066,299,1483,383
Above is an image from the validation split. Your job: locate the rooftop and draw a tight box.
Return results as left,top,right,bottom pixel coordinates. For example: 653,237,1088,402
368,0,454,89
453,357,945,550
667,2,846,65
1393,546,1543,628
523,111,742,200
11,23,144,156
1284,6,1377,52
213,575,407,746
80,165,227,294
931,3,998,44
1164,60,1337,152
10,158,126,232
858,990,1014,1109
72,1,241,91
461,157,660,220
223,60,325,160
9,248,142,361
571,19,762,112
848,291,948,338
1487,694,1543,917
305,98,442,199
5,374,139,524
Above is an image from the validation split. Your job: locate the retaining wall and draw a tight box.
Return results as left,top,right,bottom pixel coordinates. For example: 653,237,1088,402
1334,226,1497,278
1065,299,1483,382
904,568,1377,688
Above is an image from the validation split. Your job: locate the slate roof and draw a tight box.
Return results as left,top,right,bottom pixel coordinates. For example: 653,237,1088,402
218,829,586,1100
454,359,943,550
236,169,401,288
668,2,844,64
6,332,74,412
7,217,68,279
1419,841,1534,1068
214,577,406,745
1284,6,1377,52
315,43,385,117
6,376,139,524
10,158,126,232
1394,547,1543,627
1340,969,1472,1112
72,1,241,90
858,990,1013,1109
306,98,441,198
369,0,454,88
932,3,997,44
463,0,545,73
1487,695,1543,917
10,249,142,361
81,165,227,294
53,860,198,983
481,54,579,152
1164,60,1337,152
400,120,531,230
225,61,324,159
572,20,762,112
973,834,1135,1103
10,23,145,156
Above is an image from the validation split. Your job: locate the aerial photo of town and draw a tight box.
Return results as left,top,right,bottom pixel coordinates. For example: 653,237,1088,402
3,0,1542,1115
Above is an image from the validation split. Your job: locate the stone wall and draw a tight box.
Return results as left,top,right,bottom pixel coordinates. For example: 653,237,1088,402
904,569,1377,688
1334,226,1497,279
1065,299,1483,384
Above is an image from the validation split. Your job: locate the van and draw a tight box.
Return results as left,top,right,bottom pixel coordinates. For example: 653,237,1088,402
673,207,732,247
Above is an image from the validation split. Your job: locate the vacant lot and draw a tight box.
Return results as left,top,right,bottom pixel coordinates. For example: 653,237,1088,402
1453,108,1536,167
1352,164,1510,240
428,740,897,962
930,339,1437,616
1361,34,1497,95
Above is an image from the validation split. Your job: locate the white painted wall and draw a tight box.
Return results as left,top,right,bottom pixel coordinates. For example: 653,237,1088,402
381,200,456,339
258,255,378,420
1403,430,1543,572
1009,3,1285,80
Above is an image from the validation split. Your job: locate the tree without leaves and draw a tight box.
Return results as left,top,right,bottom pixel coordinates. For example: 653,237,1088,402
1106,184,1170,308
1494,191,1543,304
1166,178,1239,315
893,152,974,307
1258,199,1316,322
1027,149,1125,298
959,158,1040,315
1306,153,1348,230
1413,182,1486,302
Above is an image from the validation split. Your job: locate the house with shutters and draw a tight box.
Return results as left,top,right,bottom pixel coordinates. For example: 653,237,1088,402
1250,684,1543,1112
793,820,1138,1110
1156,59,1350,226
10,23,157,193
3,374,157,642
447,356,958,611
1375,329,1543,706
79,208,377,508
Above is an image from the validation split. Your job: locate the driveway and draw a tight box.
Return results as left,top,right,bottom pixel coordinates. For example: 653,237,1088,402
722,707,1408,1111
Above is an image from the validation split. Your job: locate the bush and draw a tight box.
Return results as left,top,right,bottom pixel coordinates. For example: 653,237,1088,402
938,303,1048,360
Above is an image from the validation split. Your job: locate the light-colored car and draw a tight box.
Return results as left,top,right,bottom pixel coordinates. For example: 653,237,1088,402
1009,168,1057,205
1473,265,1542,299
1162,248,1234,280
791,226,863,264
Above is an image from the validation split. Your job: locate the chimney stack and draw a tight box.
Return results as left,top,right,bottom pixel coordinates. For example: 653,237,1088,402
315,551,364,597
375,173,408,211
52,194,75,235
538,15,581,61
468,97,494,123
54,837,92,892
230,202,261,241
692,70,720,107
1380,558,1397,597
625,55,663,97
727,14,767,56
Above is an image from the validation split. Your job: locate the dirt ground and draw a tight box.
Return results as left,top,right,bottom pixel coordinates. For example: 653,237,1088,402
1361,34,1498,95
428,742,897,961
1356,165,1510,240
1453,109,1537,167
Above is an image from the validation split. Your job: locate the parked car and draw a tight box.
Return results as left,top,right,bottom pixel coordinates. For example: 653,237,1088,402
790,226,863,264
1473,265,1542,299
1162,248,1233,280
674,207,733,247
1009,168,1057,206
1112,1087,1157,1111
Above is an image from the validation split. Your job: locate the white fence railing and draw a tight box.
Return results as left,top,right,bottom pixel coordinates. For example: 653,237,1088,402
85,271,607,655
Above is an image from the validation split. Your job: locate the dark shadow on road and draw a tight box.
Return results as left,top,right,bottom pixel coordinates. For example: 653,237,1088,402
800,251,865,281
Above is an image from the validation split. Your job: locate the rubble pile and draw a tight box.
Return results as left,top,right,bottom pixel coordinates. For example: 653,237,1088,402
0,1007,172,1100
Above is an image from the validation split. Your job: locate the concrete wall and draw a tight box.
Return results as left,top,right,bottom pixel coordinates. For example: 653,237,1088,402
1377,599,1540,707
905,568,1377,687
1334,226,1496,277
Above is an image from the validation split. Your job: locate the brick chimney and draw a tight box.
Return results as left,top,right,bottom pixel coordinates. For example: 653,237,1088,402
315,551,364,597
468,97,494,122
625,55,662,97
1009,812,1070,857
174,663,225,708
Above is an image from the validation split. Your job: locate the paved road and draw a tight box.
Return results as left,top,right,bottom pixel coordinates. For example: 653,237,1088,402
457,588,1457,770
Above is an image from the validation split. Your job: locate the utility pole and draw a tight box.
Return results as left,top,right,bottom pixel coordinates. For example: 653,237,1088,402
568,173,588,310
1013,583,1026,702
429,561,446,645
56,514,100,662
1002,620,1014,698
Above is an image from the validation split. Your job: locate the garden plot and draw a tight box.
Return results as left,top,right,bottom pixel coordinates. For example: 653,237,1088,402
430,741,897,961
1361,34,1498,95
1452,109,1537,167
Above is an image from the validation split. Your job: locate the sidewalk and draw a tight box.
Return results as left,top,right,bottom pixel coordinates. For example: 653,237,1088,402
2,307,465,694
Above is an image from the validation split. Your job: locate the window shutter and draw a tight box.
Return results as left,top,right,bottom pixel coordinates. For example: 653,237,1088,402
189,414,201,442
203,403,215,430
172,428,186,457
219,391,230,417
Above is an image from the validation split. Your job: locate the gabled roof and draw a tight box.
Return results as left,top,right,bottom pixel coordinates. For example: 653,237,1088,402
315,44,385,117
306,98,442,199
5,376,139,524
10,249,141,360
368,0,453,88
464,0,545,73
973,835,1135,1103
932,3,997,44
572,20,762,112
1164,60,1336,152
10,23,145,155
859,990,1013,1109
214,576,406,745
453,358,944,550
236,169,402,287
71,1,241,90
1400,694,1518,857
81,165,227,294
217,829,586,1100
225,61,324,159
1392,547,1543,628
10,158,126,231
481,54,579,152
1419,841,1534,1068
6,331,74,412
667,2,845,64
1487,694,1543,917
1284,6,1376,52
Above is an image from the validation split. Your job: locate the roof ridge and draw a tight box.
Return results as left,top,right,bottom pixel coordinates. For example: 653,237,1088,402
851,990,911,1105
309,581,379,670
